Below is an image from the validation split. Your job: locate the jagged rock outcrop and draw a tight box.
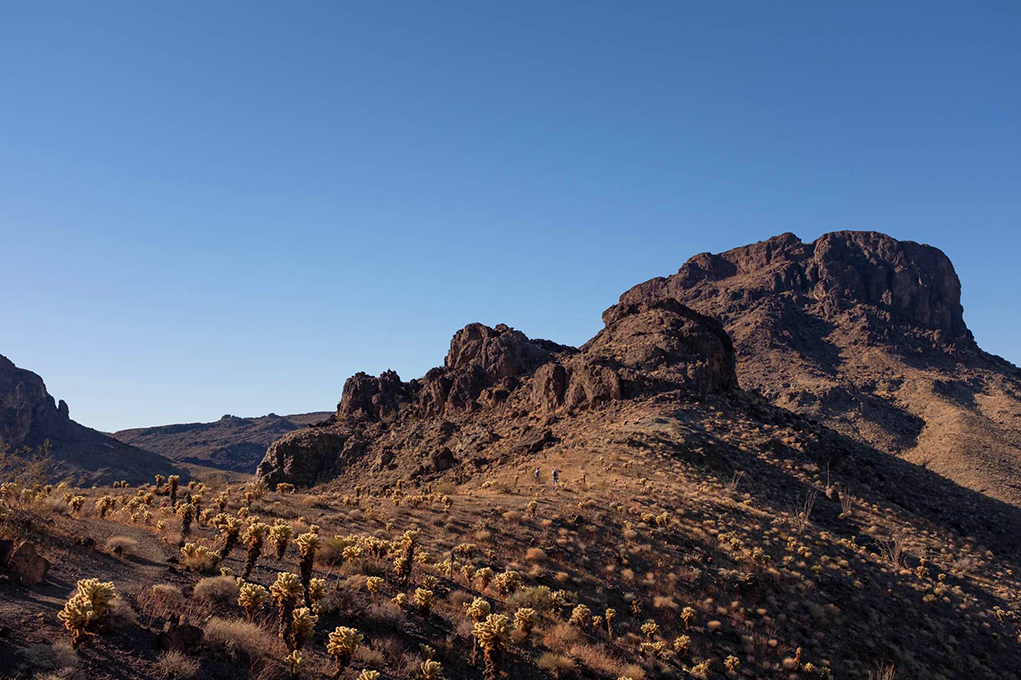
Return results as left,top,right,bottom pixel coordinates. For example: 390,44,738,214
258,302,737,487
617,231,1021,506
0,353,183,484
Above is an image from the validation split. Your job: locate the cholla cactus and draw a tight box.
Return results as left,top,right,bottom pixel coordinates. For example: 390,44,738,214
358,670,380,680
180,542,218,572
493,570,521,595
271,520,294,559
155,474,166,491
308,577,326,614
605,608,616,638
393,530,419,585
673,634,691,655
465,597,491,622
97,495,115,518
290,607,318,650
472,614,511,680
475,567,494,590
366,576,383,595
327,626,364,673
461,564,476,583
216,490,229,512
168,475,180,504
725,655,740,672
214,513,241,556
296,525,320,606
414,588,434,617
525,499,537,515
242,522,271,579
271,572,304,642
392,593,408,608
570,604,592,627
514,607,537,636
238,581,269,619
57,578,117,647
285,650,302,678
68,495,85,513
420,659,442,680
681,606,696,628
640,641,665,658
176,502,196,539
641,621,660,640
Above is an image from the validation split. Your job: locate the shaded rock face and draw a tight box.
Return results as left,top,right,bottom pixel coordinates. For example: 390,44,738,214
0,353,184,485
0,355,67,447
339,370,413,420
623,231,969,341
258,303,738,487
532,299,737,413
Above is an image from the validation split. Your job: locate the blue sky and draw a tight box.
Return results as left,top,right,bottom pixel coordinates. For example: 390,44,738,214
1,2,1019,431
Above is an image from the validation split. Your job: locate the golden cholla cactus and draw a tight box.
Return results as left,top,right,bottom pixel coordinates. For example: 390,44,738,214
57,578,117,647
358,671,380,680
270,520,294,559
453,542,477,558
461,564,476,583
97,495,115,518
327,626,364,673
242,521,271,579
493,570,522,595
285,650,302,678
640,641,665,658
725,655,740,672
681,606,696,628
176,502,196,538
366,576,383,595
673,634,691,654
68,495,85,512
604,608,616,638
569,604,592,627
465,597,491,622
180,542,218,572
640,621,660,640
308,577,326,614
238,581,269,619
168,475,180,504
475,567,494,590
392,593,408,608
216,490,229,511
296,526,320,607
214,513,242,557
420,659,442,680
414,588,434,616
472,614,511,680
155,474,166,489
271,572,304,641
525,499,537,515
290,607,318,650
514,607,537,635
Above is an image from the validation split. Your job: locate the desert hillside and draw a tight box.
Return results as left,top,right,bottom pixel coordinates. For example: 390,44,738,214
0,354,185,485
615,231,1021,507
114,412,331,473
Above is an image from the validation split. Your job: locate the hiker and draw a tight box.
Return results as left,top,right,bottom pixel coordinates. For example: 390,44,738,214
552,468,560,486
534,467,541,483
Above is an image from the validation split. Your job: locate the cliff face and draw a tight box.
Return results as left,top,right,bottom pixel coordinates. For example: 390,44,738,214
0,354,183,484
619,231,1021,506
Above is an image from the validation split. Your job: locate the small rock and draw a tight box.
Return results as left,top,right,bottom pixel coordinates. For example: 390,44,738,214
7,542,49,587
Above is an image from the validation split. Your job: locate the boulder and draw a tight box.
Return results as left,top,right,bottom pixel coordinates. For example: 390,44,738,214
6,541,49,587
429,447,457,472
156,615,204,651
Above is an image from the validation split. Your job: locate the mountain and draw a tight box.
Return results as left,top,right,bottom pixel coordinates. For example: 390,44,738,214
614,231,1021,506
0,354,183,485
113,411,330,473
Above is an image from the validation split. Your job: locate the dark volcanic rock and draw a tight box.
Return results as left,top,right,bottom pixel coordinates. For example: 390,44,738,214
339,370,413,420
257,428,357,488
0,353,183,485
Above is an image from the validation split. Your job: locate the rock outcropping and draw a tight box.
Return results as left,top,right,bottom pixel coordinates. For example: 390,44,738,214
617,231,1021,506
0,354,183,484
257,299,736,488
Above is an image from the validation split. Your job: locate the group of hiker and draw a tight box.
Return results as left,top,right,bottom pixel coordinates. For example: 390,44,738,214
534,466,560,486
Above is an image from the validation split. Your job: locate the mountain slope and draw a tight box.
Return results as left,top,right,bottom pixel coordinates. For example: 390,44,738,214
0,354,183,484
114,411,330,473
614,230,1021,506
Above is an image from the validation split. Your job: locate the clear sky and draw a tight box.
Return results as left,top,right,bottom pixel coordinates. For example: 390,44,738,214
1,2,1019,432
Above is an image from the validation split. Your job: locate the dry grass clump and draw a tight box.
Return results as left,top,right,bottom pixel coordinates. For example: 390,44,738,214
18,641,77,674
194,575,240,605
204,616,285,665
155,650,201,679
104,535,139,557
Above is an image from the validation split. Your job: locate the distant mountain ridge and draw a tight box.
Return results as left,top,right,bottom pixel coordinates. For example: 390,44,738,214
114,411,330,473
0,354,183,484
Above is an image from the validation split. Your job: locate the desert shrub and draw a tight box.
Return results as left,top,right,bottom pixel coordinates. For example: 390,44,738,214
511,585,554,611
18,641,76,673
104,535,139,557
204,617,284,665
537,651,575,676
194,575,239,606
58,579,118,647
155,650,200,679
